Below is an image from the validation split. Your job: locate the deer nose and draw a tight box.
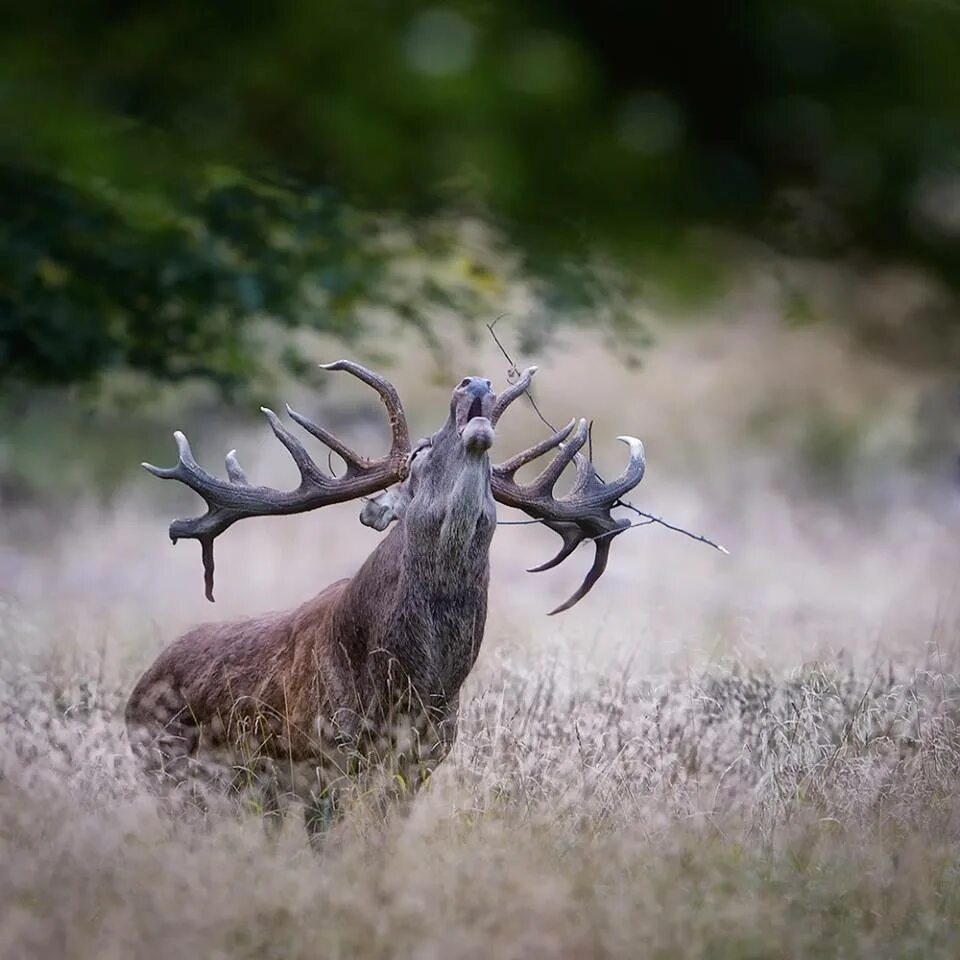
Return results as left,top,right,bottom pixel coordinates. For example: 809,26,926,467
461,377,492,397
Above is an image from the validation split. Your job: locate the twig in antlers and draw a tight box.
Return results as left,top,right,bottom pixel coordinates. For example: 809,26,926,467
487,318,730,555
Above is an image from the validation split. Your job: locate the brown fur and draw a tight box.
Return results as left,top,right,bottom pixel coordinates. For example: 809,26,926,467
126,378,498,816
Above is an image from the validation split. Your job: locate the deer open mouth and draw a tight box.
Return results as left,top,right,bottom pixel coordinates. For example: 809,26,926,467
457,395,489,434
460,396,494,452
454,378,494,444
467,396,484,422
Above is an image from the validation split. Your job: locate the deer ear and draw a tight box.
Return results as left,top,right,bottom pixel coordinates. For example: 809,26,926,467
359,488,406,530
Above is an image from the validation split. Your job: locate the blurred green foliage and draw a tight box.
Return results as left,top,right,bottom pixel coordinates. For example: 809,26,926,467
2,0,960,394
1,167,378,392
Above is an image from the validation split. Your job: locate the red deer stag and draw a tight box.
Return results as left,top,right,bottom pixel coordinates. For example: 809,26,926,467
127,362,645,829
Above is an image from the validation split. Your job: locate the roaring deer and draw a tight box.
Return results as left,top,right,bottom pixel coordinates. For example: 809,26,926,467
126,362,645,827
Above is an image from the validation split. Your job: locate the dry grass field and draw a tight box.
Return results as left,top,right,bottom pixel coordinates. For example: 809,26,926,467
2,310,959,959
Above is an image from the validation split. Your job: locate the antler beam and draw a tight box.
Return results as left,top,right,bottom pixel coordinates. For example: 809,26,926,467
142,361,411,601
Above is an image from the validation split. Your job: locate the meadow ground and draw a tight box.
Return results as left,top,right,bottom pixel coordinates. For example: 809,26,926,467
2,314,959,958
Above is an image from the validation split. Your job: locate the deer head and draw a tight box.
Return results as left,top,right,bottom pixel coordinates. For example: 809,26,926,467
143,361,645,613
359,375,497,541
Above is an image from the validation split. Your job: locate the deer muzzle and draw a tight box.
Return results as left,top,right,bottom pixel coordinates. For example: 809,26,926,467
455,378,495,454
461,416,494,453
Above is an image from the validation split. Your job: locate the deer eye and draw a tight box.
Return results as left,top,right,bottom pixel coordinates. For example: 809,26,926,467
409,441,432,464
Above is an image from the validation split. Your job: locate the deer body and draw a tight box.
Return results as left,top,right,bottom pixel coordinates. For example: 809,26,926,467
127,380,500,805
127,362,644,822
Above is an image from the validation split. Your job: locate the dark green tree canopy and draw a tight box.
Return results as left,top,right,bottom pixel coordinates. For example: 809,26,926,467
3,0,960,391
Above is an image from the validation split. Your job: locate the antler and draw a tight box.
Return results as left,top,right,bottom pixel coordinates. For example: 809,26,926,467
142,361,411,601
489,365,538,425
491,416,645,615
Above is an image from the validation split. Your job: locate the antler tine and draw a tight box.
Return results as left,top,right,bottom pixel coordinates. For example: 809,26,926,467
279,360,416,475
490,426,646,615
495,419,577,479
547,535,615,616
260,407,327,483
527,418,589,496
490,366,538,425
285,405,364,471
142,431,215,488
603,436,645,500
525,521,584,573
143,430,249,601
142,431,180,479
224,449,248,484
320,360,411,456
568,436,646,504
142,362,412,602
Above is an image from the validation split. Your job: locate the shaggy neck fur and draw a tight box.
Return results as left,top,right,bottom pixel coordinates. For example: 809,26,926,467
380,417,496,696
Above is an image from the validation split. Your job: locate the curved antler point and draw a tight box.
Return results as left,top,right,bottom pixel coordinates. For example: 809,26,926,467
616,435,645,456
172,431,195,460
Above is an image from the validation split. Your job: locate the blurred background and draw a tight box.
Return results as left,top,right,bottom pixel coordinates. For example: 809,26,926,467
1,1,959,673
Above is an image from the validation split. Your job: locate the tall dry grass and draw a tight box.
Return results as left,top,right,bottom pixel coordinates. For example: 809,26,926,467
2,310,959,958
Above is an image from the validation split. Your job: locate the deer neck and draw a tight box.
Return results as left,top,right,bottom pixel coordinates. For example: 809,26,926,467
403,433,495,583
338,452,494,696
407,445,495,687
329,416,497,706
